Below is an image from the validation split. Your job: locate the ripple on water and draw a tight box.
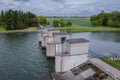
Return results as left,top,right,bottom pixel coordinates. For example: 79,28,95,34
0,33,54,80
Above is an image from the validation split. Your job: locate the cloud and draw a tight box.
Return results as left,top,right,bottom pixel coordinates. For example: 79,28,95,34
0,2,5,4
0,0,120,16
14,0,31,2
51,0,65,3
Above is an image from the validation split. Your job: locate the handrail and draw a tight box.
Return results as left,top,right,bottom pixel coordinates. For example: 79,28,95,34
89,49,104,58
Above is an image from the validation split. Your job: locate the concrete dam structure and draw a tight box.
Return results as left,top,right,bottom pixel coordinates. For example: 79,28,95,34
38,26,120,80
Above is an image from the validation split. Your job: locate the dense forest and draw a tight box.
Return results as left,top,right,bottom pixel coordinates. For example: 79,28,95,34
0,9,38,30
90,11,120,27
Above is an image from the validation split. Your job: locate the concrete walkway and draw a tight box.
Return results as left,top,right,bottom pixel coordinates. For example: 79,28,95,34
89,58,120,80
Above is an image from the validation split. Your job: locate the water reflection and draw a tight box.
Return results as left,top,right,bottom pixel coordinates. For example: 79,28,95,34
71,32,120,54
90,32,120,42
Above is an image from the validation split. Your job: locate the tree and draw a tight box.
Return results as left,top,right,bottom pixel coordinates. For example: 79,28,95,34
53,20,59,27
90,10,120,28
38,16,47,25
29,18,39,27
59,19,65,27
52,19,72,27
66,21,72,27
0,9,37,30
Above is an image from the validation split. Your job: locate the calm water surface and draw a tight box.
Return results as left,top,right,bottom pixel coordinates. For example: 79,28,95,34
0,33,54,80
0,32,120,80
71,32,120,54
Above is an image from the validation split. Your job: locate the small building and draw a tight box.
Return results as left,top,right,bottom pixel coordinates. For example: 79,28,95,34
53,32,70,54
41,27,57,48
46,32,70,58
47,28,60,37
65,38,89,55
38,27,53,45
46,42,59,58
44,29,60,47
55,38,90,72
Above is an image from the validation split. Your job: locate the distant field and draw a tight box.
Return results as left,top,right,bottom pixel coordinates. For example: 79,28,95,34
101,58,120,70
47,18,120,32
47,17,92,27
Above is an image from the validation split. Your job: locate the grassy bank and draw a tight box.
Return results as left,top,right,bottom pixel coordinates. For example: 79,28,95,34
101,58,120,70
47,18,120,32
58,25,120,32
0,26,6,32
0,26,38,33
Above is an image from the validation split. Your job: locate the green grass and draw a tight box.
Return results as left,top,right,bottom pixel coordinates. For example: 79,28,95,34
48,18,91,26
0,26,6,32
101,58,120,70
58,25,120,32
47,18,120,32
47,17,92,27
25,27,37,31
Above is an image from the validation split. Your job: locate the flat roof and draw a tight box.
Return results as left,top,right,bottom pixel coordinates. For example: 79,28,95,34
89,58,120,79
66,38,89,44
43,26,53,28
47,28,59,31
53,32,69,35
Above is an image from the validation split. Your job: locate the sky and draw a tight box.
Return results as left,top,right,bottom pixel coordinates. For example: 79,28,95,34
0,0,120,16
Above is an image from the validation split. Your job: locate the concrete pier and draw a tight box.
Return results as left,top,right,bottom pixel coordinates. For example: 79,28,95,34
40,27,59,48
46,32,70,58
55,38,90,72
38,26,53,42
38,26,120,80
44,28,60,47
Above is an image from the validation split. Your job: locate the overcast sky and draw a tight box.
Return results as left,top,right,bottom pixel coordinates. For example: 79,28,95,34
0,0,120,16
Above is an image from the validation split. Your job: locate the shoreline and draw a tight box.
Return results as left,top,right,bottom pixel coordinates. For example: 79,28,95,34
59,27,120,33
61,30,120,33
0,29,120,34
0,30,39,34
0,27,120,34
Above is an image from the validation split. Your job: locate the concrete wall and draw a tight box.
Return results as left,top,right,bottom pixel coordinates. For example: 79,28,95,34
66,42,89,55
56,44,62,54
41,36,46,47
38,32,42,42
46,43,56,57
48,30,60,37
41,33,48,47
55,54,88,72
44,30,59,47
54,35,70,43
55,56,62,72
65,42,70,53
44,37,54,47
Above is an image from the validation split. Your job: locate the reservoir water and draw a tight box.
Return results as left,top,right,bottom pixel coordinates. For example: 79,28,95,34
0,32,54,80
0,32,120,80
71,32,120,54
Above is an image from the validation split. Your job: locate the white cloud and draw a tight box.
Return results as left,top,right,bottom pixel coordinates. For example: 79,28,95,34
0,0,120,16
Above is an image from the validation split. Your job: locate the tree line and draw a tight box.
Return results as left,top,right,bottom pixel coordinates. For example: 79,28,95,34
0,9,38,30
52,19,72,27
38,16,72,27
90,11,120,27
38,16,49,26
